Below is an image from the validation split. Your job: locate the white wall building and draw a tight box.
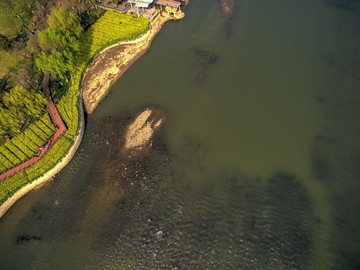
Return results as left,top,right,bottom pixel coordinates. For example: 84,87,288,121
128,0,153,9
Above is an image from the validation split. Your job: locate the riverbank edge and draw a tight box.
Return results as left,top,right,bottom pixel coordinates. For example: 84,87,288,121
0,12,184,220
84,12,185,114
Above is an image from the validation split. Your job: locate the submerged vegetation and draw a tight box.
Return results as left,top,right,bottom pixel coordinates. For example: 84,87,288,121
0,2,150,204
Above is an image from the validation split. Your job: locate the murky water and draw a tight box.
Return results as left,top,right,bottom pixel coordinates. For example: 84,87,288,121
1,0,360,269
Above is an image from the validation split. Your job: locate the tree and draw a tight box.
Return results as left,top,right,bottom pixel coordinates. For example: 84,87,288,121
46,7,83,39
0,104,19,136
0,85,46,137
38,28,81,53
0,34,11,51
35,7,83,81
0,0,35,38
36,50,77,81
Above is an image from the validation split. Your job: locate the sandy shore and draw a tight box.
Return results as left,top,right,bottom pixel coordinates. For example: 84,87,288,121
0,11,184,219
83,11,184,114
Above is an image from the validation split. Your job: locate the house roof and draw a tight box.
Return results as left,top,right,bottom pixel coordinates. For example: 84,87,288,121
128,0,153,8
155,0,181,9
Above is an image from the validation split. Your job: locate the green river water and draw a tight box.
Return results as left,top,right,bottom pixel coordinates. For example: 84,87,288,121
0,0,360,269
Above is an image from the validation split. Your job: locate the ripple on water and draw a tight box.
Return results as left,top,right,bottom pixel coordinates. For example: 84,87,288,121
93,158,319,269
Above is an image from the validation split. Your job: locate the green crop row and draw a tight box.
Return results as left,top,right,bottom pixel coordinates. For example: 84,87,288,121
35,120,53,137
0,153,13,173
41,112,56,132
3,143,28,161
23,128,44,146
57,96,73,127
16,133,39,153
0,171,28,204
10,139,35,157
80,11,149,62
24,137,72,180
28,126,49,142
0,112,56,169
0,146,21,166
0,162,7,174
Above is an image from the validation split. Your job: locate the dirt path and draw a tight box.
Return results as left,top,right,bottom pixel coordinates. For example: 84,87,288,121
82,11,185,114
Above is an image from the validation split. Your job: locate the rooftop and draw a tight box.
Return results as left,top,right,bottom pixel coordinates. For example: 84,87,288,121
155,0,181,9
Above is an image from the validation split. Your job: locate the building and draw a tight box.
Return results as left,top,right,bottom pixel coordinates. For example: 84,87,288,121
128,0,153,9
155,0,181,15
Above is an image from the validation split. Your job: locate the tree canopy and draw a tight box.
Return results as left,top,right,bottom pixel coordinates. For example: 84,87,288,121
0,86,46,137
46,7,83,39
35,7,83,81
0,0,35,38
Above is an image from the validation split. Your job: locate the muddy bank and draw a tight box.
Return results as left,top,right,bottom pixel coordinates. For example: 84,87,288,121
82,12,185,114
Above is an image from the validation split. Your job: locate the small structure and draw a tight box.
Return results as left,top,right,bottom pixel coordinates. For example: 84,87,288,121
128,0,153,9
155,0,181,15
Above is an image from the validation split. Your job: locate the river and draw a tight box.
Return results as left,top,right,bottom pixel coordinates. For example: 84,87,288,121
0,0,360,269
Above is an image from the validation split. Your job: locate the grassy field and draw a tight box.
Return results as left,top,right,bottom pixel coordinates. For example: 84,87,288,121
0,11,150,205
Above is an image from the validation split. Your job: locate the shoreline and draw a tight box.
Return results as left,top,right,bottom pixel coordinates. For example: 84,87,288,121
0,99,85,219
0,11,184,220
83,12,184,114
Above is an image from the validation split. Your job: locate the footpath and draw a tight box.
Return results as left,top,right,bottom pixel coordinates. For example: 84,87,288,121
0,72,67,182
